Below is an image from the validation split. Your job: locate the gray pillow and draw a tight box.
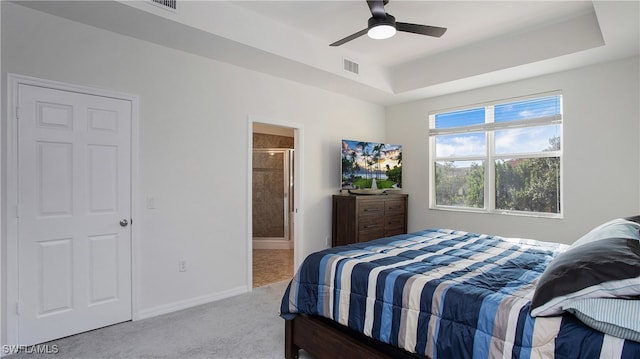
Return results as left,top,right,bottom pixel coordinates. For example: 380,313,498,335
530,236,640,317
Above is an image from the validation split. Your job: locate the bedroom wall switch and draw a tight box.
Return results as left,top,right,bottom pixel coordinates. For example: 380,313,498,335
179,259,187,272
146,197,156,209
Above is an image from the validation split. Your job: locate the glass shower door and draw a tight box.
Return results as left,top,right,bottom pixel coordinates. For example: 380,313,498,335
252,149,291,242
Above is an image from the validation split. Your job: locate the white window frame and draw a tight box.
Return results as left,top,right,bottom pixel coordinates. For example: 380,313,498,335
428,92,563,218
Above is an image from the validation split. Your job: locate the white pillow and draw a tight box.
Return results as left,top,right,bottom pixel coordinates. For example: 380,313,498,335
570,218,640,249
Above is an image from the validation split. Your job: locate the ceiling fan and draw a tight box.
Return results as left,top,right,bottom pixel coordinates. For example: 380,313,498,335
330,0,447,47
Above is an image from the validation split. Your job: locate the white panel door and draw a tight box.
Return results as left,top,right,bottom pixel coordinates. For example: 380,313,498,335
17,84,132,345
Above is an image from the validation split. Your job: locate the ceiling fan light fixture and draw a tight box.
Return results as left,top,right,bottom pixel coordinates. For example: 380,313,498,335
367,14,396,40
368,24,396,39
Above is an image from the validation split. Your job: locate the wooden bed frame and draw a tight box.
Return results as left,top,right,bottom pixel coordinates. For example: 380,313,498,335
285,314,425,359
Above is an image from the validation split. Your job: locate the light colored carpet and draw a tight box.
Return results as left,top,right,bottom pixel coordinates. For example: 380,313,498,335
7,280,311,359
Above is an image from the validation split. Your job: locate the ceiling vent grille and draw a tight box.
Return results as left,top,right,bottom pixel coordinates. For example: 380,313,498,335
151,0,177,10
343,58,359,75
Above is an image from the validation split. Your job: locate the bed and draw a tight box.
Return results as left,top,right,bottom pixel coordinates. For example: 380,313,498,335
280,219,640,358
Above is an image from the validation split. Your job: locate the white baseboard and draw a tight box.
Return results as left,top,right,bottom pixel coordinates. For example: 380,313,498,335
253,238,293,250
136,285,249,320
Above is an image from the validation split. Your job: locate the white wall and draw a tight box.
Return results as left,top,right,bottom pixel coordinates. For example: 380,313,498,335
0,2,385,340
387,56,640,244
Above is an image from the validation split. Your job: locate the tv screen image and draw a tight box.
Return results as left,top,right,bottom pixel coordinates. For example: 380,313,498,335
341,139,402,191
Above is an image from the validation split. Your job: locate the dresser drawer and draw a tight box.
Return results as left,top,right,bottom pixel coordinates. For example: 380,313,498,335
384,227,405,237
359,228,385,242
358,201,384,217
358,217,384,232
384,214,405,232
385,200,405,216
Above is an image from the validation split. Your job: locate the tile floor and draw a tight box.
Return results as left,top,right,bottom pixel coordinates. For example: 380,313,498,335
252,249,294,288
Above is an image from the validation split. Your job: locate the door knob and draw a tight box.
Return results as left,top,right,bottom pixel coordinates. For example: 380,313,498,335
120,219,129,227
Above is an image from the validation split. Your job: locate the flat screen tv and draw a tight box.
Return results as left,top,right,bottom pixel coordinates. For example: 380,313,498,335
341,139,402,193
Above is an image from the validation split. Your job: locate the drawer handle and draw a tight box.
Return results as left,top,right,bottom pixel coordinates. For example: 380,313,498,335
364,224,379,229
388,206,401,210
364,208,380,212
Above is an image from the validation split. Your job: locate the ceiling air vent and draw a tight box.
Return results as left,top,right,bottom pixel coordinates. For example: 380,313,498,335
343,58,359,75
151,0,177,11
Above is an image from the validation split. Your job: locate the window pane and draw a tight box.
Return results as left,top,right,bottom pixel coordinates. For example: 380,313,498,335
495,157,560,213
435,132,486,158
495,125,561,155
435,161,484,208
495,96,561,123
435,108,485,129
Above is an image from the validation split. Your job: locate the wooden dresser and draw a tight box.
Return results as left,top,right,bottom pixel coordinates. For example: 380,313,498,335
332,194,408,247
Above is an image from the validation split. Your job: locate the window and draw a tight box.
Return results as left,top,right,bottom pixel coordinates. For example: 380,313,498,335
429,94,562,217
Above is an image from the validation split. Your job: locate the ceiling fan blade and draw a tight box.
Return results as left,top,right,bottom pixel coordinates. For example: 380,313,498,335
366,0,387,19
330,29,368,47
396,22,447,37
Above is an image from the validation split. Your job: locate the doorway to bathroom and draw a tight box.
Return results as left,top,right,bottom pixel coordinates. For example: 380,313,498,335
251,123,295,287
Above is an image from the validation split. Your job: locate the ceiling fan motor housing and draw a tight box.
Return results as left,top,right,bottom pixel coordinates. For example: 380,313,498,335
369,13,395,28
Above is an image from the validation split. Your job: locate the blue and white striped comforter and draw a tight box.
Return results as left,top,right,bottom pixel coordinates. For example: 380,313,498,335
280,228,640,358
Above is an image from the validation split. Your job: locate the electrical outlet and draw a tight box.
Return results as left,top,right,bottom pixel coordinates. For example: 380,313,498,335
179,259,187,272
326,236,331,246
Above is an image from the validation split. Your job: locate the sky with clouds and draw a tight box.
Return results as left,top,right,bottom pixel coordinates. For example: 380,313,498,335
434,96,560,162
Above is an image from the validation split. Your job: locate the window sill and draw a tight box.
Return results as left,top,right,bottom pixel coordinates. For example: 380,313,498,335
429,205,563,219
